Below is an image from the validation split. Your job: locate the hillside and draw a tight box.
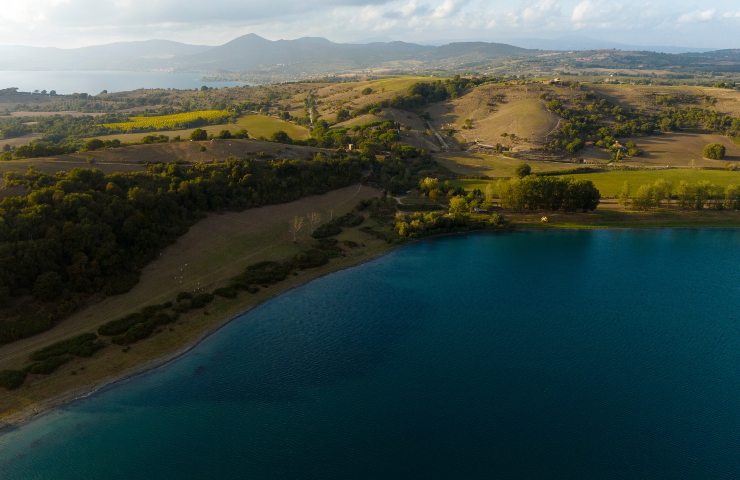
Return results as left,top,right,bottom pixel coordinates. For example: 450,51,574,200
2,35,738,80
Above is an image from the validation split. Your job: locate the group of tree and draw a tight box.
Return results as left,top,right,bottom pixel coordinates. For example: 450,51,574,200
497,175,601,212
618,180,739,210
542,89,739,156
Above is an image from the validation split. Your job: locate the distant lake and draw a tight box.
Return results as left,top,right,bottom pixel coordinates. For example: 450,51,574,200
1,230,739,479
0,70,248,95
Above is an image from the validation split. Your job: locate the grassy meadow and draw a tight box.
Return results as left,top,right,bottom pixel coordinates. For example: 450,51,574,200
88,114,309,143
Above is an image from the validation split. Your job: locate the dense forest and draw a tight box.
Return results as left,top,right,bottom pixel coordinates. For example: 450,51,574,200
0,154,370,344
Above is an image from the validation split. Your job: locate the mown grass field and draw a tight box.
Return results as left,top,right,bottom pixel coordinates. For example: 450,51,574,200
90,114,309,143
452,168,740,197
436,152,586,178
103,110,232,131
558,169,740,196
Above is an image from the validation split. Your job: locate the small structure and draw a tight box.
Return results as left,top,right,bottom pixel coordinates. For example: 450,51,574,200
540,216,549,223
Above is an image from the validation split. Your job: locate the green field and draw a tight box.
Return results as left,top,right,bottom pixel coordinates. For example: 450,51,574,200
103,110,231,131
357,76,440,94
454,168,740,197
558,169,740,196
89,114,310,143
236,114,310,140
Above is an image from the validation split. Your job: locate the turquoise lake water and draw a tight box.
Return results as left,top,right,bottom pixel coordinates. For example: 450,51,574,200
1,230,739,479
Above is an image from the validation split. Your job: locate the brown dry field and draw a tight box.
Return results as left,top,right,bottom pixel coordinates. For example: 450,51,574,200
435,151,589,178
287,76,438,122
427,83,562,151
0,184,384,420
0,139,328,176
588,84,740,116
3,111,106,118
1,133,42,148
581,132,740,168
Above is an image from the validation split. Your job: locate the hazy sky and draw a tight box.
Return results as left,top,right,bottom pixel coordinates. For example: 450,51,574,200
1,0,738,48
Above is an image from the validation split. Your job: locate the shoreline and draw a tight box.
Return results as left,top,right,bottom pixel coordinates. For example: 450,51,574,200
0,243,394,432
2,221,739,432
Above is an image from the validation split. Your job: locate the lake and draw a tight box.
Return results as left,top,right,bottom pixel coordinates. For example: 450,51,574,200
0,71,247,95
1,230,739,479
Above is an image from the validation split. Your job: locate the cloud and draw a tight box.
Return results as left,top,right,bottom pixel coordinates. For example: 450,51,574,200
677,9,716,24
0,0,737,49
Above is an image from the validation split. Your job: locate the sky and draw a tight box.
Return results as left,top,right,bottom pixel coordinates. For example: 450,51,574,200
0,0,738,49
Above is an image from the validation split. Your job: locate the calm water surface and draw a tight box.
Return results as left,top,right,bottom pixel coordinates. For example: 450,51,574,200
1,230,739,479
0,71,246,95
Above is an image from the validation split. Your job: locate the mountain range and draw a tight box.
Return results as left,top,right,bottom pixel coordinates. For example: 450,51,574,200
0,34,737,77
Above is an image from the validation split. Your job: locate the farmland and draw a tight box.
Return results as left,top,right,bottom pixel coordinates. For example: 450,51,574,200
89,114,309,143
558,169,740,196
102,110,232,131
454,168,739,197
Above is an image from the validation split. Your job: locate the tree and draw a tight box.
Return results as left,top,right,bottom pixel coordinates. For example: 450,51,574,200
271,130,292,144
703,143,726,160
33,272,63,301
190,128,208,141
484,183,496,208
307,212,322,231
632,184,655,210
289,216,305,243
448,196,470,218
515,163,532,178
617,181,631,208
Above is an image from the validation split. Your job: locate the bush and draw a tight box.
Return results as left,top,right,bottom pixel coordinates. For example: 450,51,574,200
112,322,157,345
176,291,193,302
190,293,214,309
0,369,27,390
703,143,726,160
515,163,532,178
99,313,146,336
190,128,208,141
293,249,329,269
312,223,342,238
31,333,101,361
213,286,238,298
333,212,364,227
233,261,291,289
27,355,73,374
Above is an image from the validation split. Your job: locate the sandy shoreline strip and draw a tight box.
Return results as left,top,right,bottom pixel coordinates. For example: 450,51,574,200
0,243,394,433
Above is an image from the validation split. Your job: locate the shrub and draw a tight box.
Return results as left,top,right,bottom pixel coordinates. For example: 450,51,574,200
703,143,726,160
333,212,364,227
190,128,208,141
233,261,291,289
312,223,342,238
112,322,157,345
213,286,238,298
176,291,194,302
31,333,101,361
27,355,73,375
190,293,214,309
515,163,532,178
0,369,27,390
293,249,330,269
99,313,146,336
